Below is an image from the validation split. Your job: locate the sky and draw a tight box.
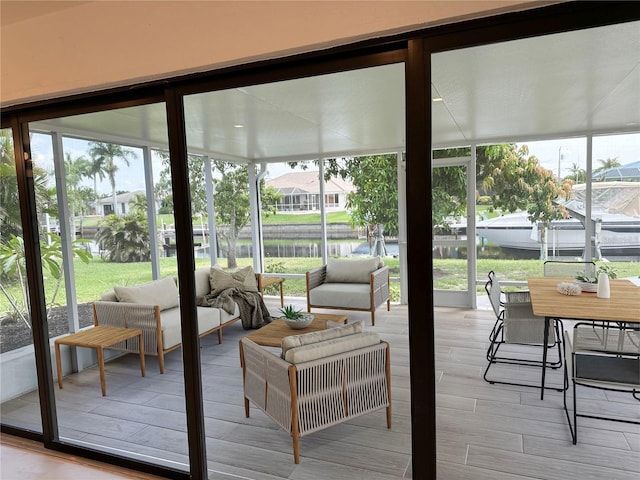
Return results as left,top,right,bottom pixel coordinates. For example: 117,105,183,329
31,132,639,195
517,133,639,179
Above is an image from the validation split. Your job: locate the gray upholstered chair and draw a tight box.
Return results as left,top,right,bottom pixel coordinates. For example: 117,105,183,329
305,256,390,326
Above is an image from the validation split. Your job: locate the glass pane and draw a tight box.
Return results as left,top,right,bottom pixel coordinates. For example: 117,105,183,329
10,106,190,473
432,163,468,291
184,66,408,476
0,127,42,433
591,133,640,278
475,140,589,286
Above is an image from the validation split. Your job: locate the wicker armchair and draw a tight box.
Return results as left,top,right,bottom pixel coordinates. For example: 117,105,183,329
306,258,390,326
240,332,391,463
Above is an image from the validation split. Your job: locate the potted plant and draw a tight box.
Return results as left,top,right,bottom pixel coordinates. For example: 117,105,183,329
575,264,617,292
278,305,314,329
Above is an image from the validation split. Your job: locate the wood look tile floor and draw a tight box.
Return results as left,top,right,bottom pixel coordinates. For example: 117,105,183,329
1,298,639,479
0,434,165,479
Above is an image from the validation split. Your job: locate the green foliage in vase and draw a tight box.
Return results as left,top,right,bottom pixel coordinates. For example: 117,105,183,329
575,264,617,283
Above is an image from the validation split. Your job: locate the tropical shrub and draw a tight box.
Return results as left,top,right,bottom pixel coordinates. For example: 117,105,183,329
95,212,151,262
0,233,92,326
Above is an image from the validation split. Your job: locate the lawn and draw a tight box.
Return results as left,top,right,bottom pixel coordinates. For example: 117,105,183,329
2,255,636,316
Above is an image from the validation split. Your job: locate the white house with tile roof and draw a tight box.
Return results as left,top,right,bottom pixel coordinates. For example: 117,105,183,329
266,171,354,212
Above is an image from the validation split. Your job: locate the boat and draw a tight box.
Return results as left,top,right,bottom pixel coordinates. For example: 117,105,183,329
476,182,640,256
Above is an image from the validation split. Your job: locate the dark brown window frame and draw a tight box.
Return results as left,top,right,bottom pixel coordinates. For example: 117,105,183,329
2,3,638,479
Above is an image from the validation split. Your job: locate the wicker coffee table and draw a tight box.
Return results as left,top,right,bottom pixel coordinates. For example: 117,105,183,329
243,312,348,348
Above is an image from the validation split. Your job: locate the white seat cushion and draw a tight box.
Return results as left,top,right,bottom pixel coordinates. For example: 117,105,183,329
159,306,222,350
309,283,371,310
158,308,182,350
220,302,240,324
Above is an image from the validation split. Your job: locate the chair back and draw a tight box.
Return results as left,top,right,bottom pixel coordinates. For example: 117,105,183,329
484,271,503,318
544,260,596,279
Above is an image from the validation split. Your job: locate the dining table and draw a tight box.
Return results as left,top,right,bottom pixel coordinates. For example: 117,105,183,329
527,276,640,399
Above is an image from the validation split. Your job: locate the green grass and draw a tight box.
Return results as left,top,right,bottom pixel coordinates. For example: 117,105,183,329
263,211,352,224
1,256,636,314
152,211,352,226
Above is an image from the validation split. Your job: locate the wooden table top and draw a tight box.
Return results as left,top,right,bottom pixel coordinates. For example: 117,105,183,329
54,325,143,348
527,277,640,323
244,313,348,347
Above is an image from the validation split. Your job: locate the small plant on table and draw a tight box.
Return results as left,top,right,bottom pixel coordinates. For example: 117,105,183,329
575,264,617,284
279,304,304,320
278,304,313,329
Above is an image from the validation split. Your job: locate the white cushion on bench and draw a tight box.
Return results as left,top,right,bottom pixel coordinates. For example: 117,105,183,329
159,306,222,349
309,283,372,310
114,277,179,311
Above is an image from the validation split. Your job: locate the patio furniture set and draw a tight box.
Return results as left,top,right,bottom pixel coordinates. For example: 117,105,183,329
483,262,639,446
54,256,392,463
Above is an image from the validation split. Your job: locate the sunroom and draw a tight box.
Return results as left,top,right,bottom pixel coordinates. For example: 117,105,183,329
1,3,639,479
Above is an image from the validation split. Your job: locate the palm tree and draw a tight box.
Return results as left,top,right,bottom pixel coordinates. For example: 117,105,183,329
566,162,586,183
87,142,135,214
86,151,106,213
128,192,147,215
64,152,90,218
0,129,55,241
0,129,19,241
594,157,621,173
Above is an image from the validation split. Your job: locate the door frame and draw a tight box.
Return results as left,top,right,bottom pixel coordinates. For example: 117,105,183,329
432,154,477,308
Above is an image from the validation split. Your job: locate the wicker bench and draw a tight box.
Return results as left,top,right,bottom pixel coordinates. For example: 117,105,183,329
93,268,241,373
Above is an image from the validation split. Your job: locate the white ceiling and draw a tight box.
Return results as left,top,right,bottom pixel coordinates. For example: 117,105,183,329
32,20,640,162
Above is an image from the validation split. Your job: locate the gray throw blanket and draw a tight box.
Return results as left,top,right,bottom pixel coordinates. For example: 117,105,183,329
199,288,272,329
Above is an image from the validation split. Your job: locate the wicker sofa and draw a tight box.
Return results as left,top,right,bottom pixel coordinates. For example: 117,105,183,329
240,320,391,463
306,256,390,326
93,266,240,373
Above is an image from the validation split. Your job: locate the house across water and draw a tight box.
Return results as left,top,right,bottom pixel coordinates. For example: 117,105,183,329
266,171,354,212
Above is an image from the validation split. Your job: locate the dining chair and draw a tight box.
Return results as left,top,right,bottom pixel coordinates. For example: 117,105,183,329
543,260,596,279
483,271,563,390
563,323,640,444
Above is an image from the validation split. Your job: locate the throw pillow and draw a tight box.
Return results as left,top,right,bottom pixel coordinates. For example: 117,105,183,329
284,332,380,364
325,256,381,283
281,320,365,357
209,265,258,296
113,276,179,311
100,290,118,302
194,267,212,298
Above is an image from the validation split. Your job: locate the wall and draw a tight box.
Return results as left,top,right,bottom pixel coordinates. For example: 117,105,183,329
0,0,543,106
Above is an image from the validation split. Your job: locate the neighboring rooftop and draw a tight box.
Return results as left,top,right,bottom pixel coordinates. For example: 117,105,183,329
266,171,354,195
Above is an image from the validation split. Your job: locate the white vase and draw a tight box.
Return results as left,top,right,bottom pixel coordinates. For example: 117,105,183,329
597,273,610,299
